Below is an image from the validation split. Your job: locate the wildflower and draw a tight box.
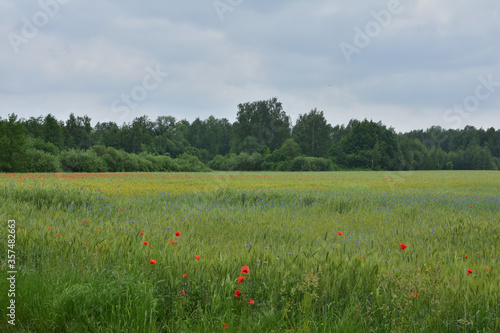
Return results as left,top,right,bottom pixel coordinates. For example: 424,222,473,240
400,244,407,250
175,231,181,237
338,231,343,235
247,299,255,305
223,322,228,330
467,269,474,274
241,266,250,274
465,255,468,259
97,229,101,233
180,290,185,294
150,259,157,264
170,240,175,244
195,255,200,260
237,276,245,284
183,274,187,278
234,290,241,298
141,231,144,235
56,234,59,237
412,292,419,297
143,241,149,246
84,221,87,224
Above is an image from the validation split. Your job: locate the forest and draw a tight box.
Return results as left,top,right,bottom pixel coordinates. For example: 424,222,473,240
1,97,499,173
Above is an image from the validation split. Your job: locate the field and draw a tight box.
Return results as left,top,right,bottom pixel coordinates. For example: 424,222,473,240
0,171,499,332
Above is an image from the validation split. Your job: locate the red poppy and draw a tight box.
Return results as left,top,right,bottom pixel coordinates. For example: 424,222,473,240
121,207,124,210
400,244,407,250
467,269,474,274
412,292,419,297
195,255,200,260
97,229,101,233
223,322,228,330
143,241,149,246
19,226,23,229
170,240,175,244
247,299,255,305
338,231,343,235
150,259,157,265
141,231,144,235
175,231,181,237
233,290,241,298
56,234,59,237
237,276,245,284
180,290,185,294
182,274,187,278
84,221,87,224
241,266,250,274
465,255,468,259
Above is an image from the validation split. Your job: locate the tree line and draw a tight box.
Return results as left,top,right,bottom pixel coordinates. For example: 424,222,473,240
1,97,499,172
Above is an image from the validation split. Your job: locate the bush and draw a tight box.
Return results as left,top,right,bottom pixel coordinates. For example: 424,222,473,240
208,155,228,171
59,149,108,172
290,156,331,171
26,148,62,172
226,152,262,171
175,154,211,172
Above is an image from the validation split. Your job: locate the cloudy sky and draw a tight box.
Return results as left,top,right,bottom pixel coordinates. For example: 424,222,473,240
1,0,499,133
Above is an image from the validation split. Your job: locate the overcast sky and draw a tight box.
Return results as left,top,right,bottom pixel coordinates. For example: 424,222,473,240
1,0,499,133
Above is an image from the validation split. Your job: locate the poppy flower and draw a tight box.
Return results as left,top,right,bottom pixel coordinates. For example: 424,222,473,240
143,241,149,246
412,292,419,297
141,231,144,235
241,266,250,274
150,259,157,264
247,299,255,305
19,226,23,229
195,255,200,260
338,231,343,235
237,276,245,284
400,244,407,250
121,207,124,210
182,274,187,278
467,269,474,274
175,231,181,237
233,290,241,298
465,255,468,259
56,234,59,237
180,290,185,294
84,221,87,224
97,229,101,233
223,322,228,330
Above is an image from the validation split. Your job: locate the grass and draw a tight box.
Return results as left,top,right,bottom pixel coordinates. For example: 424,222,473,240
0,171,499,332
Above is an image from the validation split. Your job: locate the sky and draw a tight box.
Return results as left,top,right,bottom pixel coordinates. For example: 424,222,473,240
1,0,499,133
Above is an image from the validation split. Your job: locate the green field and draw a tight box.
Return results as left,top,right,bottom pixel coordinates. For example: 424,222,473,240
1,171,499,332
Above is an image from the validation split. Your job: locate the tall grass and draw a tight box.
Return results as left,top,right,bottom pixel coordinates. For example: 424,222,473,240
0,171,499,332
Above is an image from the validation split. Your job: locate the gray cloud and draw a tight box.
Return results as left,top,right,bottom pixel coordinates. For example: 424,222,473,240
1,0,499,132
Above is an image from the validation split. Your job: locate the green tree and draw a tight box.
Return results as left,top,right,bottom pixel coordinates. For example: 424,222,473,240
233,97,291,152
43,114,64,149
292,108,332,157
0,114,29,172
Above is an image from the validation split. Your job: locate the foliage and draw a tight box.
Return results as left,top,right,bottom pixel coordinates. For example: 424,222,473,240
2,108,500,172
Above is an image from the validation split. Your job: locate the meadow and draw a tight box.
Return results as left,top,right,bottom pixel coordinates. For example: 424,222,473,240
0,171,499,332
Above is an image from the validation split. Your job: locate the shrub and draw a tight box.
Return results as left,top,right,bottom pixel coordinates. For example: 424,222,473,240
26,148,62,172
